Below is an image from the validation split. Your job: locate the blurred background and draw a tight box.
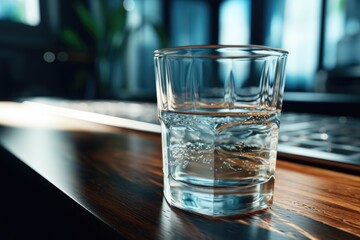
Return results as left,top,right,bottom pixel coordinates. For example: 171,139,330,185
0,0,359,102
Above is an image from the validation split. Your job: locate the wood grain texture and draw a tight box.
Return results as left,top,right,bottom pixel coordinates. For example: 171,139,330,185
0,103,359,239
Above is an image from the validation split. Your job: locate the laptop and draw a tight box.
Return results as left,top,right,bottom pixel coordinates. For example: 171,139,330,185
23,93,360,174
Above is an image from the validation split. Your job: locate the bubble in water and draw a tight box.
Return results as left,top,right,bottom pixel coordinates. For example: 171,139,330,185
162,110,279,186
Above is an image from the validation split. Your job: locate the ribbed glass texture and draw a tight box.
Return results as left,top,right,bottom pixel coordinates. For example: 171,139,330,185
155,45,288,114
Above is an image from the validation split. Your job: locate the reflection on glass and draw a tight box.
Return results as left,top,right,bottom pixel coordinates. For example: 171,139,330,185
0,0,40,26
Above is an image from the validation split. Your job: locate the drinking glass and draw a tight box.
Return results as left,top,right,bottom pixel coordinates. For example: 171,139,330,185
154,45,288,216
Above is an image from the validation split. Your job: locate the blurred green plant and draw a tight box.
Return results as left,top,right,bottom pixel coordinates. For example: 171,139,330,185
62,1,129,55
61,0,167,98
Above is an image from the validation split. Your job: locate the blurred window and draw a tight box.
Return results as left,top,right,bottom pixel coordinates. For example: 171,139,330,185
281,0,322,90
265,0,360,92
266,0,322,90
219,0,250,45
5,0,358,99
170,0,210,46
323,0,360,68
0,0,40,26
124,0,163,93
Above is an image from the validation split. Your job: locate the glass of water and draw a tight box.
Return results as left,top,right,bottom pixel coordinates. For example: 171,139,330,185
154,45,288,216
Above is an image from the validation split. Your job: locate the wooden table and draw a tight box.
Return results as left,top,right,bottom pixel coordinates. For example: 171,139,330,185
0,102,359,239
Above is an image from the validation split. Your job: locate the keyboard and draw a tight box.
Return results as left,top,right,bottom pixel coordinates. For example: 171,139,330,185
23,99,360,172
277,113,360,171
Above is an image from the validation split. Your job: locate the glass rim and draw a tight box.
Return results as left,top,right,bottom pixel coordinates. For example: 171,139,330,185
154,44,288,59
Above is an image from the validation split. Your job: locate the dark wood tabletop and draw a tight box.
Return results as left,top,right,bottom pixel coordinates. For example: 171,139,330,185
0,102,359,239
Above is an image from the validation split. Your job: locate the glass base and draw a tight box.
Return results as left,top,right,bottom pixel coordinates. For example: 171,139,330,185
164,176,274,217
